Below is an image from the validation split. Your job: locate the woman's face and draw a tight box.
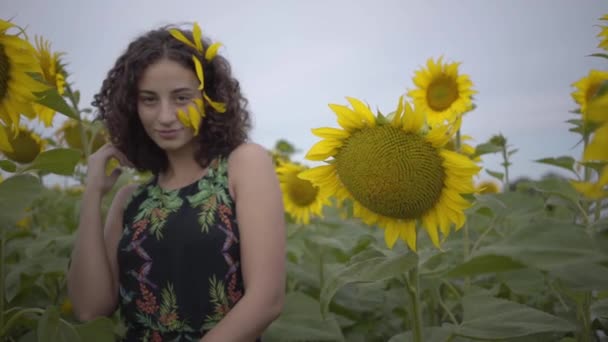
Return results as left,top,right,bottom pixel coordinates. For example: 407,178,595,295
137,58,201,153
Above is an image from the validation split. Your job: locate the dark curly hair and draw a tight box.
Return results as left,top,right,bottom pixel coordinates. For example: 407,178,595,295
92,24,251,174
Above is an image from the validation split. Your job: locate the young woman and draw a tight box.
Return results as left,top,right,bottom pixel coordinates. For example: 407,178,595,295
67,23,286,341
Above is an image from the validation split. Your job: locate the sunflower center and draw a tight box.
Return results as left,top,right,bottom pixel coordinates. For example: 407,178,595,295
0,44,10,101
335,125,446,219
287,174,319,207
426,76,459,112
2,130,41,164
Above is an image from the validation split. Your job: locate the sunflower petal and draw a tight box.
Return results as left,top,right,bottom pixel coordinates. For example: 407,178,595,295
402,102,425,132
384,224,400,249
192,22,203,52
205,42,223,61
305,139,341,161
192,56,205,90
203,92,227,113
328,104,364,131
169,29,198,50
177,108,191,128
391,95,404,128
345,97,376,126
0,125,13,153
188,104,202,136
311,127,349,139
400,221,417,251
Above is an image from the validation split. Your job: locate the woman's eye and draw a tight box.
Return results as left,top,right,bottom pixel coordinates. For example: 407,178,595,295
141,97,157,104
176,95,190,104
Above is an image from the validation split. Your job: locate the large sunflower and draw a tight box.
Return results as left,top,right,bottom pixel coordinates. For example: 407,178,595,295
300,96,480,251
0,125,45,163
0,19,47,128
571,70,608,117
276,161,332,225
33,36,67,127
407,57,476,127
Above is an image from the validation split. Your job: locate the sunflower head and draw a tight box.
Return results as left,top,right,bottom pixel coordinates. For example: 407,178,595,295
0,125,45,164
407,57,476,127
33,36,68,127
0,19,48,128
597,14,608,51
56,119,107,153
301,96,480,251
276,161,331,225
476,180,501,194
571,70,608,118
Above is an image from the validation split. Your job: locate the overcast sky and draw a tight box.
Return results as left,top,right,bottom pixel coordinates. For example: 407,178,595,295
2,0,606,181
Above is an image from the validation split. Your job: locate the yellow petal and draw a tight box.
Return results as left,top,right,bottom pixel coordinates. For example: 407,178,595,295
391,95,404,128
402,101,425,132
203,93,227,113
298,164,336,183
188,105,202,135
192,56,204,90
305,139,341,161
328,104,364,131
0,125,13,153
169,29,198,50
311,127,349,139
384,224,400,249
399,221,417,251
192,22,203,52
177,108,191,128
205,42,223,61
345,97,376,126
421,209,440,248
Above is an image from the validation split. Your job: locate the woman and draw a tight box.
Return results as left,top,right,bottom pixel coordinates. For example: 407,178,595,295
67,23,286,341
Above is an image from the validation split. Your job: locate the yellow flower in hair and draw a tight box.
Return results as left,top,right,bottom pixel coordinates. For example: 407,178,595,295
168,22,226,114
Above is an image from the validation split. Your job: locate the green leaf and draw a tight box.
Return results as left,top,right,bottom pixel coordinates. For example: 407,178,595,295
454,294,576,339
0,174,42,226
37,306,61,342
589,52,608,59
74,317,117,342
447,255,525,277
23,148,81,176
319,252,417,317
0,160,16,172
34,88,78,119
474,142,503,156
486,169,504,181
263,292,344,342
591,298,608,320
534,156,576,173
388,326,457,342
508,148,519,157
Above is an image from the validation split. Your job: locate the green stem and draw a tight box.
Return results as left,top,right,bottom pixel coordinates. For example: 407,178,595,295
65,83,90,161
463,222,471,291
0,308,45,337
0,231,4,332
577,292,592,342
406,263,423,342
501,147,510,192
455,130,462,152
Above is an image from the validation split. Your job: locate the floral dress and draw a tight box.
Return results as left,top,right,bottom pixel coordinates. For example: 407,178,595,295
117,158,251,341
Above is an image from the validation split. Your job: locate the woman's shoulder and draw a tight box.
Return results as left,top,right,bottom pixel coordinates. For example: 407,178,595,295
227,142,272,168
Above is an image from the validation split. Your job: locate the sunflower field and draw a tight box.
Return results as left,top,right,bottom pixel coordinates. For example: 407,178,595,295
1,12,608,342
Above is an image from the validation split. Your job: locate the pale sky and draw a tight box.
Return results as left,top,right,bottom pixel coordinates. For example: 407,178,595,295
2,0,606,181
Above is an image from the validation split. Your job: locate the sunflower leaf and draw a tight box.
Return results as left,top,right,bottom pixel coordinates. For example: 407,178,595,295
589,53,608,60
34,88,78,119
485,169,504,181
534,156,576,173
473,142,502,157
0,160,17,172
319,252,417,318
0,174,42,226
453,294,576,339
23,148,81,176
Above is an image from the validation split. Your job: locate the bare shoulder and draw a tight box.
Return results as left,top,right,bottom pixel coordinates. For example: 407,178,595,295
227,143,276,196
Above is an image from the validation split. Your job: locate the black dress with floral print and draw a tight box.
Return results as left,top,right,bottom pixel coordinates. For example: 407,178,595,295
117,158,251,342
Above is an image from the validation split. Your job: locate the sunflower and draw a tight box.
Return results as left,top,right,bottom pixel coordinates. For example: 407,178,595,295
56,119,107,153
407,57,476,127
300,96,480,251
0,19,48,128
33,36,67,127
571,70,608,117
476,180,501,194
583,91,608,162
0,125,45,163
276,161,332,225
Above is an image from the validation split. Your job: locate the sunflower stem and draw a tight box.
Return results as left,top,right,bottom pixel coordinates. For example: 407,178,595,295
406,258,423,342
501,147,510,192
64,83,91,163
455,130,462,152
463,222,471,291
0,230,5,333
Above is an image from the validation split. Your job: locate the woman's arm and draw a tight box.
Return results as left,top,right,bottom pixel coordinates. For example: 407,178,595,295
201,143,286,342
67,144,135,321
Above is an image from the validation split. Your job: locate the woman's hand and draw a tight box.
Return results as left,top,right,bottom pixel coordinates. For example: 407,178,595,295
85,144,133,196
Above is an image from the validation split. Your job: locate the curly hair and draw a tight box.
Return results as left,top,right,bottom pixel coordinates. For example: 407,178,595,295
92,24,251,174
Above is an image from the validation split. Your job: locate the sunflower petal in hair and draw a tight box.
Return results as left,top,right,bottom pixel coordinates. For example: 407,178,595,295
192,56,205,90
188,103,202,136
192,22,203,52
177,108,192,129
169,29,198,51
205,42,222,61
204,93,227,113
